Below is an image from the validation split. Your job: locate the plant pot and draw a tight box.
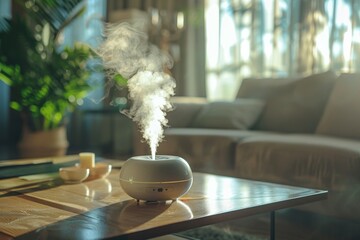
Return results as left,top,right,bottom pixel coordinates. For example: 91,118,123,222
18,126,69,158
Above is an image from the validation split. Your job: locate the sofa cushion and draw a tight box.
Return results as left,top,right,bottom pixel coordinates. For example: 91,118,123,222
134,128,242,171
254,71,337,133
133,128,281,172
316,73,360,140
167,97,207,128
237,77,298,100
234,133,360,220
190,99,265,129
166,128,277,138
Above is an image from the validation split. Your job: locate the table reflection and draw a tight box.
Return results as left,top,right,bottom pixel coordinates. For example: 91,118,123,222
117,199,194,230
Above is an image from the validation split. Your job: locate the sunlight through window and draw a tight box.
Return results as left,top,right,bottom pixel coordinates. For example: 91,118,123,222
205,0,360,100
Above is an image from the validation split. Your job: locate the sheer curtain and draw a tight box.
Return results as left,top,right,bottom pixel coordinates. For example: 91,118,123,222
205,0,360,100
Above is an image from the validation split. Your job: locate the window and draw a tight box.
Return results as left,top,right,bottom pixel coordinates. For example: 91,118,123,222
62,0,107,109
205,0,360,100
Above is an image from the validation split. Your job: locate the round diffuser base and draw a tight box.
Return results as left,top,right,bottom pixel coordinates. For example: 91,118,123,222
119,155,193,201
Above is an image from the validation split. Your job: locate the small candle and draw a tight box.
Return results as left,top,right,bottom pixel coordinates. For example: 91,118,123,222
79,152,95,169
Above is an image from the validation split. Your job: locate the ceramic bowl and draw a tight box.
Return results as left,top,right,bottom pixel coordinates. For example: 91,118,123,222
87,163,112,180
59,166,90,183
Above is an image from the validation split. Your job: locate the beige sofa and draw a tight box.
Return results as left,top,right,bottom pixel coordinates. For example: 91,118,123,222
133,71,360,223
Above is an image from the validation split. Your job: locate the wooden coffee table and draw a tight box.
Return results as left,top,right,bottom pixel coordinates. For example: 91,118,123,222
0,159,327,240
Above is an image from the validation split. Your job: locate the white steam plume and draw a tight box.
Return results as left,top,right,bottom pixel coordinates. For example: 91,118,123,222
97,22,175,160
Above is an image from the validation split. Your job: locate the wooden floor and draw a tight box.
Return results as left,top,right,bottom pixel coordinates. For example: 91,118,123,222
215,209,360,240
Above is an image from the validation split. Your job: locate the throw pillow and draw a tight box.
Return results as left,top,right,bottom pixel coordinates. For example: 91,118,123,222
316,73,360,140
167,98,207,128
255,70,337,133
190,98,265,129
237,77,299,100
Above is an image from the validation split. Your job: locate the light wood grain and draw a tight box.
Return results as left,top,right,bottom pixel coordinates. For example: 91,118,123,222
0,164,327,240
0,155,79,167
0,195,76,237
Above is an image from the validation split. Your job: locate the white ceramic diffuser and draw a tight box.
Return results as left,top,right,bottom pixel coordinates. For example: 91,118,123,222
119,155,193,201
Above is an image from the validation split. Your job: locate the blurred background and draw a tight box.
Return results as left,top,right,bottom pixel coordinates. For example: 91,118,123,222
1,0,359,159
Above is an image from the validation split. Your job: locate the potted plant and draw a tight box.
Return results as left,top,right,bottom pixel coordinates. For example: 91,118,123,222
0,0,96,158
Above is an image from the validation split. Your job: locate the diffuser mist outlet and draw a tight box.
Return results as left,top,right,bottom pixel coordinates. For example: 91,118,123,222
119,155,193,201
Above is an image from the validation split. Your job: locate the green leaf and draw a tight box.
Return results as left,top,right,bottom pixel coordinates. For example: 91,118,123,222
0,62,14,74
0,0,101,130
29,105,39,113
10,101,22,111
0,72,12,85
114,74,128,87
